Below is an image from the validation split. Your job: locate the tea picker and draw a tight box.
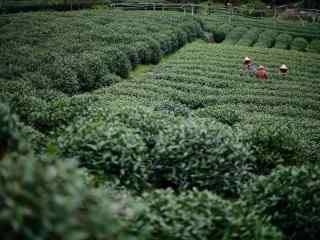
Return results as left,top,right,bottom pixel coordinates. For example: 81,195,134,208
256,65,268,80
279,64,288,76
241,56,258,76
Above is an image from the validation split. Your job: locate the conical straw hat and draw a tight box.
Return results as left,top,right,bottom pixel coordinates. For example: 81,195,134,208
257,65,265,70
243,56,251,63
280,64,288,70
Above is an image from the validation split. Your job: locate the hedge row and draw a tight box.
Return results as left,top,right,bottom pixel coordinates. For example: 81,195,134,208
242,165,320,240
224,26,248,45
0,102,148,240
0,11,203,96
57,105,303,196
253,30,278,48
291,37,309,51
140,189,283,240
236,27,261,47
274,33,293,49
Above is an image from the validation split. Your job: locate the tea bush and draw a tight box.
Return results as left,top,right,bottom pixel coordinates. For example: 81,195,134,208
274,33,293,49
238,123,302,175
308,39,320,53
291,37,308,51
241,165,320,240
0,11,203,100
139,189,283,240
224,26,248,45
58,106,257,196
236,27,261,46
0,153,147,240
0,104,147,240
0,103,20,158
254,30,278,48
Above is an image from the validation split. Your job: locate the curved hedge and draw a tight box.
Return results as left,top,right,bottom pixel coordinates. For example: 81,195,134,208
140,189,283,240
274,33,293,50
291,37,308,51
58,106,255,195
0,153,146,240
241,165,320,240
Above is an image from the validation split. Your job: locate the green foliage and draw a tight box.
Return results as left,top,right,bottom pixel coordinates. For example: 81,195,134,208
254,30,278,48
224,26,248,45
239,123,302,175
58,106,257,196
0,103,20,158
241,165,320,240
140,189,283,240
0,153,146,240
213,23,233,43
291,37,308,51
308,39,320,53
274,33,293,49
0,11,201,101
150,118,254,196
236,27,261,47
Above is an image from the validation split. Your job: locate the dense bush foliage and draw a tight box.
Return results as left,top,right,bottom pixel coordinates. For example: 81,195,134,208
58,106,257,196
308,39,320,53
140,189,283,240
291,37,308,51
0,103,20,158
0,11,202,99
201,14,320,40
274,33,293,49
0,104,147,240
213,23,233,43
236,27,261,46
238,123,302,175
253,30,278,48
224,26,248,45
242,165,320,240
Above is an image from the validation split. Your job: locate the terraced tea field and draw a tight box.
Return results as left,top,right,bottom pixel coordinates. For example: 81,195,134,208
1,9,320,240
100,42,320,141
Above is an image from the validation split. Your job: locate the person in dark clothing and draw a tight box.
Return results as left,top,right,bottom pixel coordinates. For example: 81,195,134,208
241,56,258,76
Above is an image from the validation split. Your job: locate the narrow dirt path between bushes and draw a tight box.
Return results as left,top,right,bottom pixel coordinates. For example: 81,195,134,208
128,40,205,80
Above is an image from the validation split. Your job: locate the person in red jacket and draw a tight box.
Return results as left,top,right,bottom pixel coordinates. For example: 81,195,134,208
256,65,268,80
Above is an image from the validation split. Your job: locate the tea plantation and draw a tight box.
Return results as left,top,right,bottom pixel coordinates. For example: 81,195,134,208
1,8,320,240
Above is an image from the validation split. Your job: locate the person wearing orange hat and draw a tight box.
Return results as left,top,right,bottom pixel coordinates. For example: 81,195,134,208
279,64,288,76
256,65,268,80
241,56,257,76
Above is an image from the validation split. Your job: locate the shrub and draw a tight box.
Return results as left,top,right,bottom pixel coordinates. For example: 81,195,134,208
274,33,293,49
213,30,226,43
254,30,278,48
238,123,302,175
102,47,132,78
241,165,320,240
291,37,308,51
0,103,19,159
212,106,242,126
150,118,254,196
139,189,283,240
308,39,320,53
57,116,150,191
154,101,191,117
0,152,147,240
119,44,141,68
213,23,233,43
76,51,111,91
236,27,261,47
58,106,255,196
144,37,162,64
224,26,248,45
42,54,81,94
